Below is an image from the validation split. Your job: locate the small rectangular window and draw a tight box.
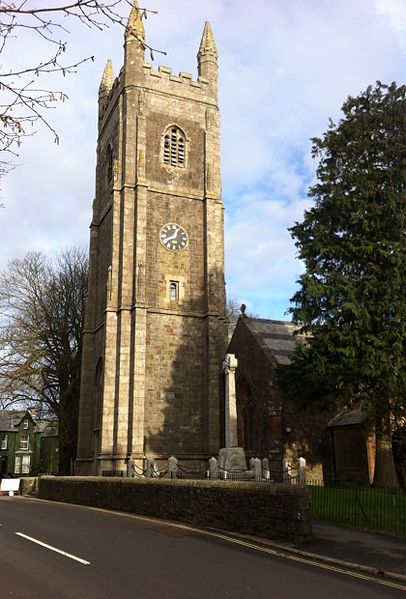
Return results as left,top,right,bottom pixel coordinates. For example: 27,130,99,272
1,434,7,450
20,435,29,450
23,419,29,429
14,456,21,474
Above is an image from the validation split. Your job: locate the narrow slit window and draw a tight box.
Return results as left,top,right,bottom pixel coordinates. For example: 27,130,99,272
169,281,179,302
163,126,186,168
106,145,114,183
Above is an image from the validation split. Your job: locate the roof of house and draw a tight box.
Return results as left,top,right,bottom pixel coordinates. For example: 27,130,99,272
327,409,370,428
0,409,58,435
0,410,30,432
36,421,58,437
236,317,302,365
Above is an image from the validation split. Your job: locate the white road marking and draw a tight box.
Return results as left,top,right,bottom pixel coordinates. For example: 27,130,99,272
15,532,90,565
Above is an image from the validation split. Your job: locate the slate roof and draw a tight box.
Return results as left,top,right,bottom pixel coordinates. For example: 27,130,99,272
0,410,29,432
240,318,302,365
0,409,57,435
327,409,370,428
36,421,58,437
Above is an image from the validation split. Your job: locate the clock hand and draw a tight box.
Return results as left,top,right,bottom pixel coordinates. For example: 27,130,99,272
163,227,179,242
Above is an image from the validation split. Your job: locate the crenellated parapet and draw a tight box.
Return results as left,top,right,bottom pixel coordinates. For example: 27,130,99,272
98,62,217,127
140,63,215,103
98,11,219,126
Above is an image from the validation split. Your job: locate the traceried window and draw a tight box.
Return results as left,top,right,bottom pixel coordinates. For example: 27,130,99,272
163,126,186,168
236,378,255,451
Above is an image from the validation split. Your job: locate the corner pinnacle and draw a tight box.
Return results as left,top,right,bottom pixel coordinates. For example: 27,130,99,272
126,0,145,41
99,59,114,94
198,21,218,58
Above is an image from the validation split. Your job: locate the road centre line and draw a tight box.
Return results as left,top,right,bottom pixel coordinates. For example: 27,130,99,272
15,532,90,565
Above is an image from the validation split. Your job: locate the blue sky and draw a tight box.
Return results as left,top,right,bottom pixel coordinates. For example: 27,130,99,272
1,0,406,319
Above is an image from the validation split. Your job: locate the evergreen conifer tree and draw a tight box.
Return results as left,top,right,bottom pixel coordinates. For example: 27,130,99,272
281,82,406,488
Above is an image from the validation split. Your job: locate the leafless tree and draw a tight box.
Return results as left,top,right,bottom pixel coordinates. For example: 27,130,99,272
0,1,163,182
0,248,88,473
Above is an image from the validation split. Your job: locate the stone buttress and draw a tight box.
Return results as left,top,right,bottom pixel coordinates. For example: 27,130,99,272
76,3,227,474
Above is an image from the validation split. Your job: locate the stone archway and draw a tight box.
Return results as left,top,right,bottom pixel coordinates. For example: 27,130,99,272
236,377,255,451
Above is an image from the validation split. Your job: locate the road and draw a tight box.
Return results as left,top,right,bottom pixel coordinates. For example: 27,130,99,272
0,496,404,598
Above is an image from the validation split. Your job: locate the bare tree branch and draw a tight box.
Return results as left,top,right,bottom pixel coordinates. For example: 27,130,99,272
0,248,88,472
0,1,163,185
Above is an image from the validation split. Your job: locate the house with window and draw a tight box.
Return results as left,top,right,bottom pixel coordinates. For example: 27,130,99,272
0,410,58,477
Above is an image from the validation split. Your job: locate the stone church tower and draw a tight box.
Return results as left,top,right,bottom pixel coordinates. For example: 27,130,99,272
76,3,227,475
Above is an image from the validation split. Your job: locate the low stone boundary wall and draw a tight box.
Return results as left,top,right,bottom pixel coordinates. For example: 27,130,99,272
38,477,311,544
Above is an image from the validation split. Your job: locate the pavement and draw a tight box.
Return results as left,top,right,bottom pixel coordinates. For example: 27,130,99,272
240,521,406,584
306,523,406,577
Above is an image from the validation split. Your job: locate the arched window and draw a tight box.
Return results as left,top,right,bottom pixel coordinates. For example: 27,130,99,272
163,126,186,168
106,144,114,183
236,378,255,451
169,281,179,302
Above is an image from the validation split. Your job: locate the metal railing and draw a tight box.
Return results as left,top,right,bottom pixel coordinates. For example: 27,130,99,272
308,480,406,537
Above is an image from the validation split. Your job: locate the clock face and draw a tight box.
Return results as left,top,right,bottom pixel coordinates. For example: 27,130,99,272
159,223,188,252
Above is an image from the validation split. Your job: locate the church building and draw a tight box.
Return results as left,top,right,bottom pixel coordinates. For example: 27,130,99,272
76,3,227,475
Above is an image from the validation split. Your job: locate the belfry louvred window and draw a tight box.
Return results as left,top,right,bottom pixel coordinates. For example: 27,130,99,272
163,126,185,167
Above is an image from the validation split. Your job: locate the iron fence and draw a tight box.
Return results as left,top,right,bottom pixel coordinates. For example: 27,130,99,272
308,480,406,537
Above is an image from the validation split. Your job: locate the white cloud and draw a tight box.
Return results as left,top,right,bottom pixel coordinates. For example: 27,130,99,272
1,0,406,319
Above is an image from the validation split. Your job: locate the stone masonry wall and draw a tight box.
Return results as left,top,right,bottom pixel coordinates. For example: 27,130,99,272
77,20,227,472
38,476,311,545
228,320,280,456
228,319,333,483
144,313,206,456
